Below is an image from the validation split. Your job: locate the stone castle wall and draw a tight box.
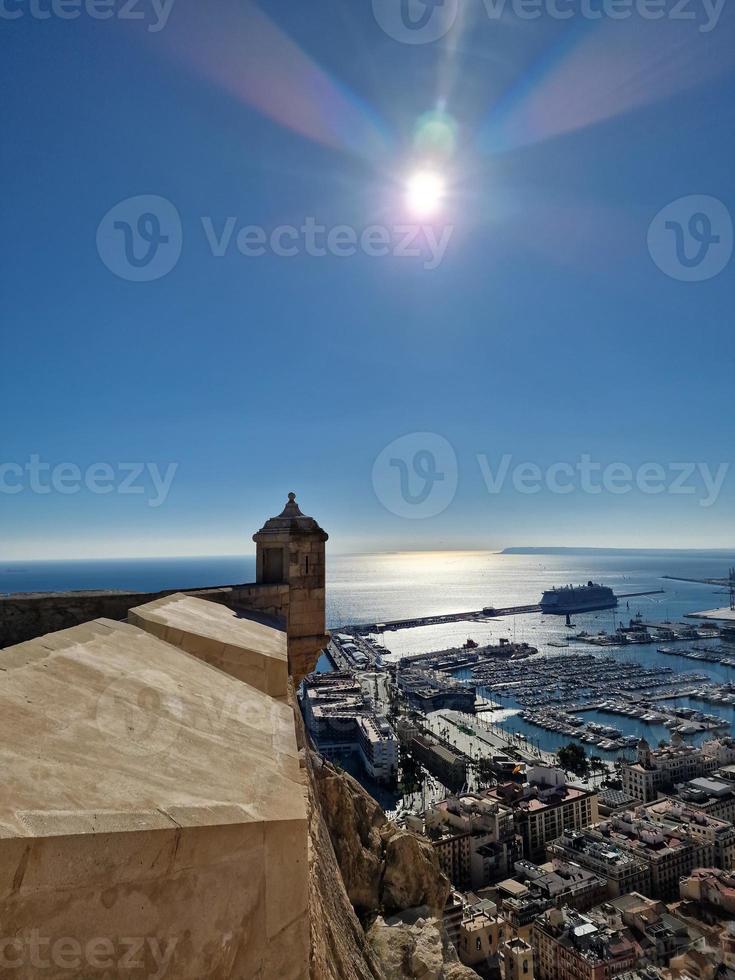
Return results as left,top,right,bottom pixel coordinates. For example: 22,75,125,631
0,582,288,650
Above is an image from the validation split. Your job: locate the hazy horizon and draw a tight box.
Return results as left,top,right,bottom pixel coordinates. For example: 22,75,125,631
3,542,734,564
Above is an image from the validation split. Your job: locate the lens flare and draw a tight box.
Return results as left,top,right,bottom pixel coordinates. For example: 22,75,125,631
405,171,446,217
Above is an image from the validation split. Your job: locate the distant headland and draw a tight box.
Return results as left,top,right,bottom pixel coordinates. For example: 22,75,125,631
501,546,735,557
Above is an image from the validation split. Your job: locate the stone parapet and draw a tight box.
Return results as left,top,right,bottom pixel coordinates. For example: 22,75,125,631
0,615,309,978
129,592,289,699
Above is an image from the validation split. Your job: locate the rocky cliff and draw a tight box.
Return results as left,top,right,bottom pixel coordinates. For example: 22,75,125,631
296,701,479,980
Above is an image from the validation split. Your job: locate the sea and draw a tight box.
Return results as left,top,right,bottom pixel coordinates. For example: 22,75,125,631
3,549,734,759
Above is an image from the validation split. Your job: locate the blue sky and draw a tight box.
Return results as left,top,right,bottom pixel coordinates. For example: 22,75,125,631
1,0,733,559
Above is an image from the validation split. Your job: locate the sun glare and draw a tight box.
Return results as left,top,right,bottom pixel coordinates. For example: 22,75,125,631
405,170,446,217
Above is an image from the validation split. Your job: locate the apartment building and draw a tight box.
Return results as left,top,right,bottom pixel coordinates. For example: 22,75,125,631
547,829,651,898
644,797,735,869
599,810,713,900
532,907,638,980
486,766,599,862
622,735,718,804
418,792,522,889
300,671,398,784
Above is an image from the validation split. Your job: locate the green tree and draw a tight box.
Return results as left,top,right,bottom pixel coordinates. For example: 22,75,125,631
589,755,606,784
557,742,589,778
399,747,425,795
475,755,496,788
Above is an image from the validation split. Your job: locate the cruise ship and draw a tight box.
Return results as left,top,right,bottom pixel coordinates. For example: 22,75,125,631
540,581,617,614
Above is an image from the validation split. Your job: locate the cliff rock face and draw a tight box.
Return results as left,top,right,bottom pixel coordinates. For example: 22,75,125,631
295,699,479,980
310,754,451,922
368,912,481,980
302,747,385,980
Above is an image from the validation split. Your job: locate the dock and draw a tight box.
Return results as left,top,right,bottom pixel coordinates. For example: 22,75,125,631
345,591,665,635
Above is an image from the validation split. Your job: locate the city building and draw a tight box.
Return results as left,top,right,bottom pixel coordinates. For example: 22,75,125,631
548,830,652,898
598,788,640,816
485,767,599,863
501,891,551,935
622,735,719,804
497,859,607,935
420,793,522,889
643,797,735,869
444,891,466,950
702,737,735,767
596,809,713,900
614,971,664,980
668,928,735,980
668,774,735,824
516,859,609,912
300,670,398,784
396,666,476,713
679,868,735,920
397,721,468,791
498,936,535,979
458,899,506,971
602,894,691,966
532,906,638,980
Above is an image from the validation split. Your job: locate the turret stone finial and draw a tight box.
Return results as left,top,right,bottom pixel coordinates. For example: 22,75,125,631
279,492,303,519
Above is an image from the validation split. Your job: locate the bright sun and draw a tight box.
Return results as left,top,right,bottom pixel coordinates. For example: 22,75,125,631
405,170,445,217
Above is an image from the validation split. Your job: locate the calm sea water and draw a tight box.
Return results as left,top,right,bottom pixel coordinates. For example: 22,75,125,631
327,551,735,755
0,556,257,595
3,549,733,755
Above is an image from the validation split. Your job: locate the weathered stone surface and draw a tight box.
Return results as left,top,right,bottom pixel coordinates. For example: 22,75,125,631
129,592,289,698
310,755,450,921
0,617,309,979
367,912,480,980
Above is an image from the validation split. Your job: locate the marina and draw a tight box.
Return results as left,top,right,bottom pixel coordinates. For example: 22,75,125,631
321,554,735,770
